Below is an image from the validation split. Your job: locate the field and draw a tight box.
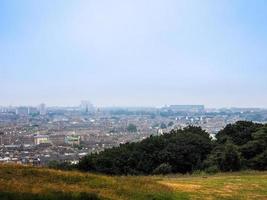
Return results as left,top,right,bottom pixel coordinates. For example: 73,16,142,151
0,164,267,200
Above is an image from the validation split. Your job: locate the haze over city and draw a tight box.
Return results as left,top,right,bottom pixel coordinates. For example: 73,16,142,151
1,1,267,200
1,0,267,107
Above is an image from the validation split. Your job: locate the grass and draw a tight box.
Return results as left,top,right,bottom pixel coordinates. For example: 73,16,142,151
158,171,267,200
0,164,267,200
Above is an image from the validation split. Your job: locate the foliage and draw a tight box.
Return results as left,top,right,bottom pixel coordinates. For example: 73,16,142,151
152,163,173,175
78,126,213,174
0,191,99,200
78,121,267,175
220,143,241,171
48,160,75,170
204,121,267,171
250,150,267,170
216,121,263,145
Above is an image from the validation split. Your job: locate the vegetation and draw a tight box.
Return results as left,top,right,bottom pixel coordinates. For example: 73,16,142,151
79,121,267,175
0,191,99,200
78,126,213,175
205,121,267,171
0,164,176,200
2,121,267,199
48,160,74,170
152,163,173,175
1,164,267,200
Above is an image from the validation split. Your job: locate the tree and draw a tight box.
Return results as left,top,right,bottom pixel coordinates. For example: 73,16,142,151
78,122,267,175
78,126,213,175
250,150,267,170
152,163,173,175
216,121,263,145
203,143,241,172
220,143,241,171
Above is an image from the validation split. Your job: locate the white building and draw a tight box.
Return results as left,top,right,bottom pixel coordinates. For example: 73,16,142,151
34,135,49,145
39,103,46,115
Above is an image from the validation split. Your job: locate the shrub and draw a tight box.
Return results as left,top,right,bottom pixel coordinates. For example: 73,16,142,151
0,192,101,200
204,166,219,174
219,143,241,172
152,163,173,175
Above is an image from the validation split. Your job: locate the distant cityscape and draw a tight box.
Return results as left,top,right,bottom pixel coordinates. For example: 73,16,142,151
1,101,267,166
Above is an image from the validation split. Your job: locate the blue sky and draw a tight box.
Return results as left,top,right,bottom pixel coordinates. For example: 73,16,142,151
0,0,267,107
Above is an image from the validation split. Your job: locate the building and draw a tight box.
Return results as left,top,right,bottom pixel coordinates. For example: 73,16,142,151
20,136,34,145
65,135,80,146
28,107,39,115
39,103,46,115
16,107,29,116
34,135,50,145
168,105,205,112
0,132,3,145
80,100,94,113
1,135,12,145
49,135,65,145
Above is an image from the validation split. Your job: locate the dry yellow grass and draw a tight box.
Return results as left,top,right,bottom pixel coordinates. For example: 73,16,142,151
0,164,267,200
0,164,174,200
157,172,267,200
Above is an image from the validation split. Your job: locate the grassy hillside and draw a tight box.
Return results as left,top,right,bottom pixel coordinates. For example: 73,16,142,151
0,164,267,200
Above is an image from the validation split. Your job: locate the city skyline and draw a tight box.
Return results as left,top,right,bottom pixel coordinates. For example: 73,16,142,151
1,0,267,107
1,102,267,110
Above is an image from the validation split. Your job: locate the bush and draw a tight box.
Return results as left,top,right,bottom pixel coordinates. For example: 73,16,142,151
250,150,267,170
152,163,173,175
204,166,219,174
219,143,241,172
48,160,74,170
0,192,100,200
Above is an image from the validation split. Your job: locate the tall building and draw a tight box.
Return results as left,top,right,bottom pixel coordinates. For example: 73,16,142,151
80,100,94,113
39,103,46,115
28,107,39,115
0,132,4,145
16,107,29,116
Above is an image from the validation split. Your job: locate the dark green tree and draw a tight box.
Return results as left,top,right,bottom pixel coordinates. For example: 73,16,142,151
220,143,241,171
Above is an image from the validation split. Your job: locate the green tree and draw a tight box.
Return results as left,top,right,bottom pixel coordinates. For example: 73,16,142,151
220,143,241,171
152,163,173,175
216,121,263,145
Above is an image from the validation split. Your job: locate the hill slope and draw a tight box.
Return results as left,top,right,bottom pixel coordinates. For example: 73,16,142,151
0,165,267,200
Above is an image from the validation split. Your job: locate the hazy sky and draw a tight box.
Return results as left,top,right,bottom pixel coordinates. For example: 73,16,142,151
0,0,267,107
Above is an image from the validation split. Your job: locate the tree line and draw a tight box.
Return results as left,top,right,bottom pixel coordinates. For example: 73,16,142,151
71,121,267,175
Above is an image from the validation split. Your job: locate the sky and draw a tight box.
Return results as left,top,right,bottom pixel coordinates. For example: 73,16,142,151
0,0,267,108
